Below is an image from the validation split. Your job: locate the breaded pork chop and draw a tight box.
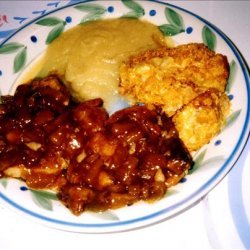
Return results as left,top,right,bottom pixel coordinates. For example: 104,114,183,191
119,43,229,116
172,89,230,152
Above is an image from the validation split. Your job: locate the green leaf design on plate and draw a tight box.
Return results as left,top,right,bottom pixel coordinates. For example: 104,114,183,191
90,211,120,221
165,188,179,197
202,25,216,51
223,110,241,130
165,7,184,29
46,22,65,44
158,7,185,36
190,151,225,174
13,47,27,73
0,42,27,73
36,17,64,26
0,42,24,54
74,3,106,13
0,178,8,188
201,156,225,168
74,4,106,23
121,11,141,19
80,12,105,23
189,149,206,174
226,60,237,93
159,24,185,36
30,189,58,211
121,0,145,18
35,16,66,44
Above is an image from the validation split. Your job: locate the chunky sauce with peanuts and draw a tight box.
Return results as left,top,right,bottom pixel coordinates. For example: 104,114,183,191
0,75,193,215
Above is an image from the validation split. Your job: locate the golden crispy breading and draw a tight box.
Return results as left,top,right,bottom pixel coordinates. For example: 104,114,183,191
119,43,229,116
172,89,230,152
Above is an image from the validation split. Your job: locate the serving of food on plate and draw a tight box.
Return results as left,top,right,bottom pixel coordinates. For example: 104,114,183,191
0,0,249,233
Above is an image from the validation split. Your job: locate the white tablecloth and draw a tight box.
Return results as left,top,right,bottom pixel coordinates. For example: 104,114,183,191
0,1,249,249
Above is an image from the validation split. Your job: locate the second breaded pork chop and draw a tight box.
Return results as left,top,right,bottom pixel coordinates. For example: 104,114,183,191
172,89,230,152
119,43,229,117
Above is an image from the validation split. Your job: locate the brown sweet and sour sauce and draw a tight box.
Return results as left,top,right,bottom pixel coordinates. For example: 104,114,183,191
0,75,193,215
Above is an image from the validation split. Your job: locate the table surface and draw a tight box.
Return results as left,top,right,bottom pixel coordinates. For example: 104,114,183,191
0,1,249,249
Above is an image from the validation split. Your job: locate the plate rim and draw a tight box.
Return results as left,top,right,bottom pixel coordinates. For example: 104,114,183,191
0,0,249,232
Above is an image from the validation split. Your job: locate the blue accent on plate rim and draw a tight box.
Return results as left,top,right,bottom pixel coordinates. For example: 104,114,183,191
20,186,28,191
65,16,72,23
107,6,114,13
214,140,221,146
149,9,156,16
30,35,37,43
228,94,234,100
186,26,193,34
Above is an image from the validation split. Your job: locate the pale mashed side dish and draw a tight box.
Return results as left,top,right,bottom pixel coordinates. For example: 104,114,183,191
38,18,171,110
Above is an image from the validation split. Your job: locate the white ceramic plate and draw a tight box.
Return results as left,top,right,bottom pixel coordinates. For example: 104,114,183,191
0,0,249,233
